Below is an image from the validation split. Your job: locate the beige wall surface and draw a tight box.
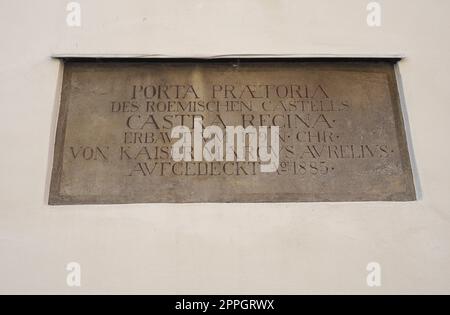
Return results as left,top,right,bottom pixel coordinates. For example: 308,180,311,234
0,0,449,294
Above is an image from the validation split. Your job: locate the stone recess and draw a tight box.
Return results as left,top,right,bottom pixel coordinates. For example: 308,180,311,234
49,60,416,204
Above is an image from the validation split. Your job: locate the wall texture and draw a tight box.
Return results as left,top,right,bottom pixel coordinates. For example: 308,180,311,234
0,0,449,294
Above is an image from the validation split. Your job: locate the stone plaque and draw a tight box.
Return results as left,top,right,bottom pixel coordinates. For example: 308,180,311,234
49,60,415,204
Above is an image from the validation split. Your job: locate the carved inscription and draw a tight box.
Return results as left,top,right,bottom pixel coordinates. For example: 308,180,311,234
49,60,415,204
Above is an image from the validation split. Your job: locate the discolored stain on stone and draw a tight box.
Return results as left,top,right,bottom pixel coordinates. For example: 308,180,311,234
49,59,416,204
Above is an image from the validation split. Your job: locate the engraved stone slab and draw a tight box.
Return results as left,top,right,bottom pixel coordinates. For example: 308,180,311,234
49,60,416,204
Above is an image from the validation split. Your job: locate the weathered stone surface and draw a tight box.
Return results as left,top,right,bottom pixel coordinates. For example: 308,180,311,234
49,60,415,204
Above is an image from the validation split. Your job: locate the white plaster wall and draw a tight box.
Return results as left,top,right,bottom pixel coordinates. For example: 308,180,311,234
0,0,449,294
